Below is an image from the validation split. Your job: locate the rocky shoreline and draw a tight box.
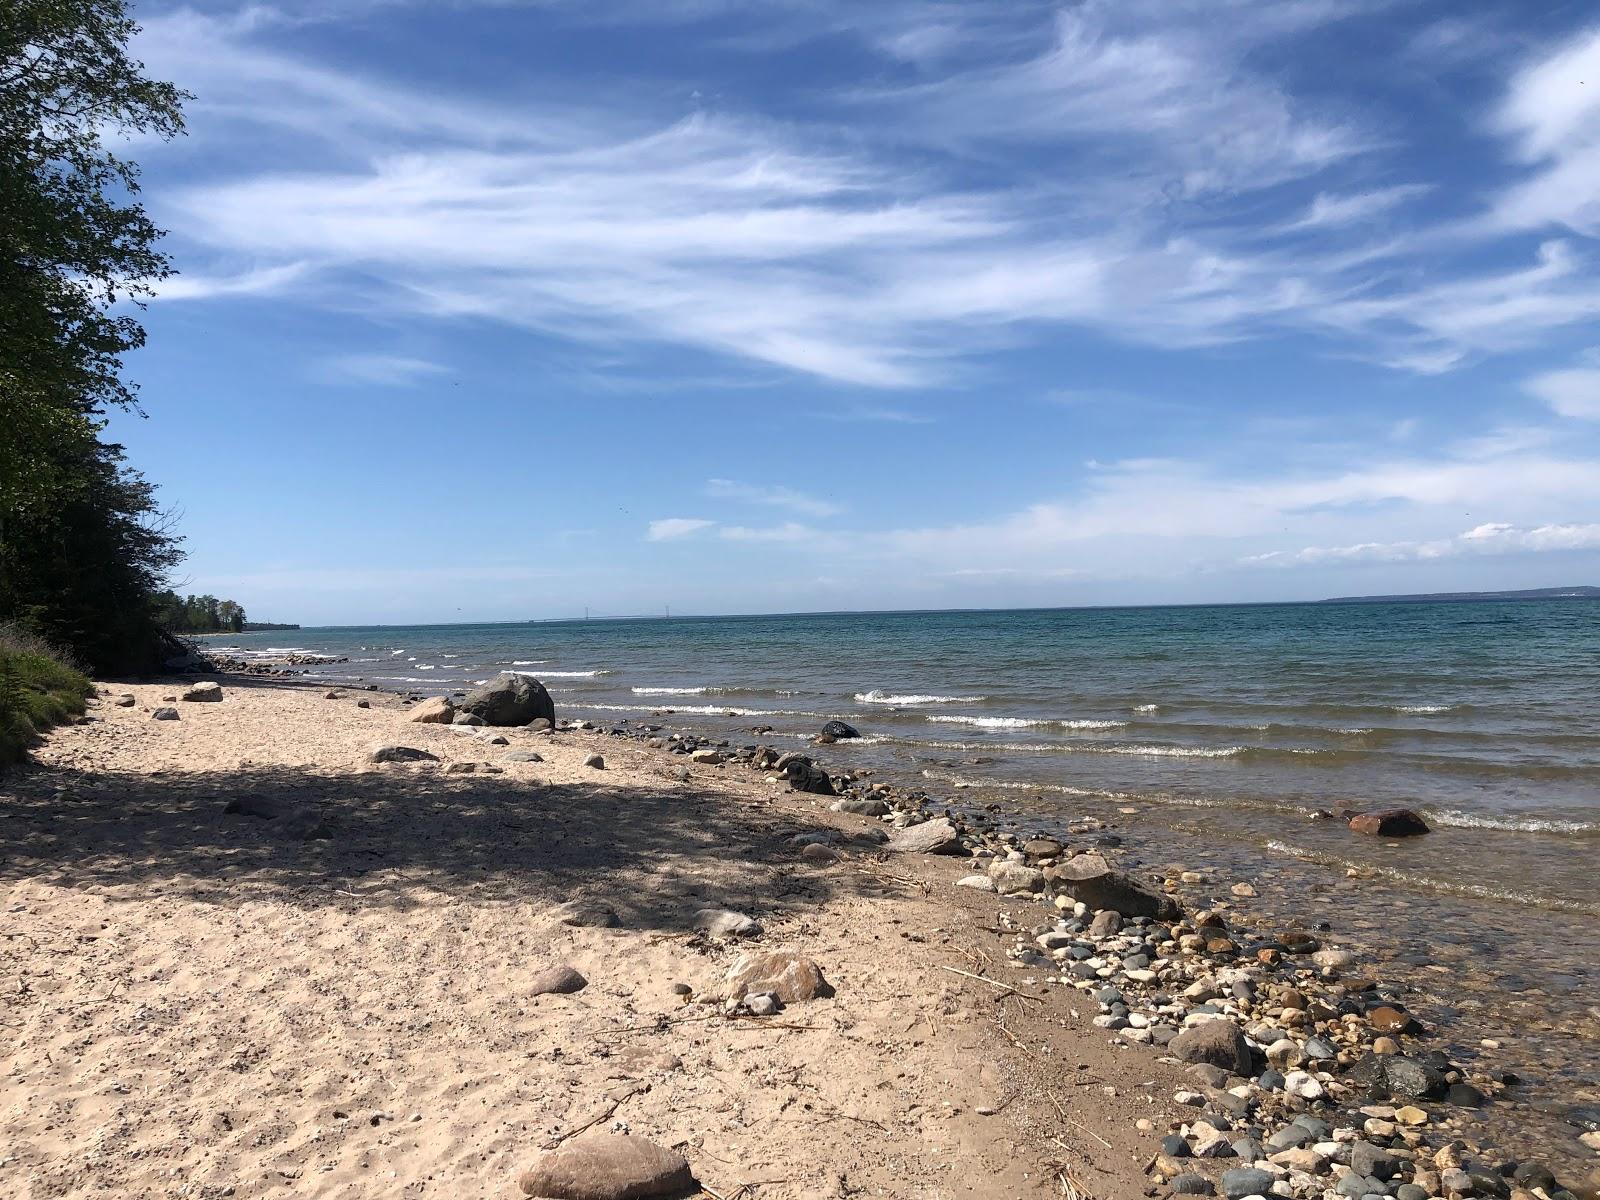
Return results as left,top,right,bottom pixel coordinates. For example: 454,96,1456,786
190,655,1599,1200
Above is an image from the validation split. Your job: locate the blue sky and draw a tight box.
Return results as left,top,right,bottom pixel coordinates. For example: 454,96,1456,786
108,0,1600,624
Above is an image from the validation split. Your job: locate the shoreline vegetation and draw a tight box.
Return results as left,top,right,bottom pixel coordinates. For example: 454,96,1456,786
7,657,1591,1199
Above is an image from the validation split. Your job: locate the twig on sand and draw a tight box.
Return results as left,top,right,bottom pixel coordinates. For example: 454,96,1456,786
541,1082,650,1150
595,1011,821,1039
1068,1118,1112,1150
938,964,1043,1003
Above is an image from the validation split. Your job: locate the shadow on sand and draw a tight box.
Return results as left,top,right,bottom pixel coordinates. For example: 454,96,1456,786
0,705,888,932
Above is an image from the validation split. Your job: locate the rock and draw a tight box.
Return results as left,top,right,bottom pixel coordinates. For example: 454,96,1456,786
1220,1167,1274,1199
517,1132,695,1199
720,952,832,1002
1283,1070,1324,1100
451,712,486,726
1022,837,1064,860
955,875,996,892
783,758,835,796
884,817,960,855
689,749,724,764
356,699,370,708
1231,882,1257,897
324,690,342,700
745,992,782,1016
820,720,860,739
1352,1143,1398,1180
1049,852,1178,919
1348,808,1431,837
1088,909,1122,938
529,965,588,996
1169,1019,1253,1075
549,899,621,928
988,860,1046,895
152,707,179,720
584,754,606,770
409,696,455,724
1172,1174,1214,1195
693,909,762,938
180,681,223,702
504,749,545,763
1366,1005,1414,1033
1444,1082,1484,1107
831,796,891,816
461,672,555,727
1312,948,1355,972
1393,1104,1428,1126
800,843,840,864
115,694,136,707
369,744,439,764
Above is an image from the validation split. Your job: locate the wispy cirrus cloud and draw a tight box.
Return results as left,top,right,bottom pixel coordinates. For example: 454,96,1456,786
704,478,842,517
316,353,448,387
137,3,1600,393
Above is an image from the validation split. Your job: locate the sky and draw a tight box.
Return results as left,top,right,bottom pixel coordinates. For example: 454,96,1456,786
105,0,1600,624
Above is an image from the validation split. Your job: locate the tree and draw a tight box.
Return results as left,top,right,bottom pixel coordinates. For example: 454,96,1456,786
1,1,188,505
0,2,188,672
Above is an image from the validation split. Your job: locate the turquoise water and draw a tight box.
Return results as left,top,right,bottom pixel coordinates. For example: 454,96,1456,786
219,600,1600,880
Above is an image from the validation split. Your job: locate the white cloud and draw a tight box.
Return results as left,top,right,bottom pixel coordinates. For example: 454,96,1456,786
134,5,1600,388
1524,362,1600,420
1246,522,1600,567
647,518,714,541
317,353,448,387
705,478,842,517
1488,27,1600,235
718,522,820,543
1279,186,1429,232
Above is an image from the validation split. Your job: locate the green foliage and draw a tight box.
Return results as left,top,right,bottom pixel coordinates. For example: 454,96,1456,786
0,624,92,765
152,590,249,634
0,2,190,672
0,434,183,672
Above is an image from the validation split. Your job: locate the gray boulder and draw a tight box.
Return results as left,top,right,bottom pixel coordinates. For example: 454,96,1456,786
1048,851,1178,919
885,817,960,854
461,672,555,727
1169,1019,1253,1075
152,707,179,721
180,681,223,702
784,757,834,796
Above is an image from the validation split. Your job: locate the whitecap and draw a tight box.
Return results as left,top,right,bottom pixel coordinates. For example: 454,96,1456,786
1395,704,1451,714
926,715,1126,730
633,686,708,696
855,689,986,705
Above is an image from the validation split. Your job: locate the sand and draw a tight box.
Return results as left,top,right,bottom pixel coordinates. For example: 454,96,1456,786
1,676,1191,1199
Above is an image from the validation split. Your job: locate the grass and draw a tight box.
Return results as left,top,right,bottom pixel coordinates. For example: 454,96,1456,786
0,624,94,765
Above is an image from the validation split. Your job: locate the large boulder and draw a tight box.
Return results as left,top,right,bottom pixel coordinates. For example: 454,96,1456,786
461,672,555,727
1348,808,1430,837
409,696,455,723
720,952,832,1002
783,757,835,796
1169,1018,1254,1075
518,1133,695,1200
820,719,860,739
885,817,960,854
1048,851,1178,919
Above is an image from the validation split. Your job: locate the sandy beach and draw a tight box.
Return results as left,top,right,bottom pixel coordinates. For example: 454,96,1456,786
1,676,1183,1199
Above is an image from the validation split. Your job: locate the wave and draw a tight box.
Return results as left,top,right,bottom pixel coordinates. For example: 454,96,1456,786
514,669,610,678
920,768,1128,800
632,686,708,695
509,660,548,666
1422,809,1599,836
855,689,986,706
391,649,405,656
572,702,823,718
926,715,1126,731
1134,704,1159,713
1395,704,1452,714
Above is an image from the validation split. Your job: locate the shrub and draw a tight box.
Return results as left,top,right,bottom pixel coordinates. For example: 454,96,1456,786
0,623,93,765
